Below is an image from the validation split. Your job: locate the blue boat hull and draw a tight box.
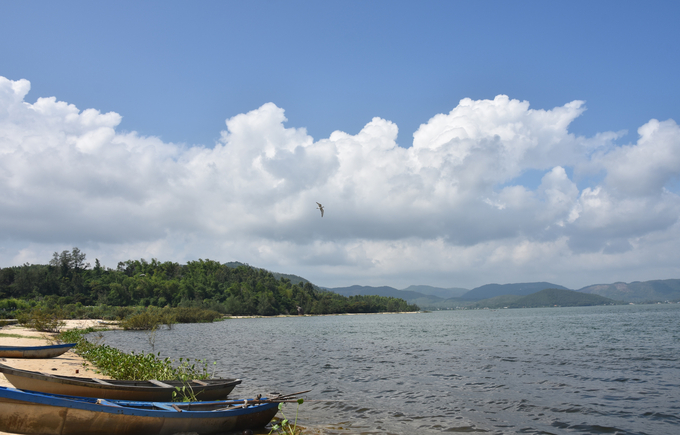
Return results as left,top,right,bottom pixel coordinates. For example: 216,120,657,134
0,387,279,435
0,343,76,358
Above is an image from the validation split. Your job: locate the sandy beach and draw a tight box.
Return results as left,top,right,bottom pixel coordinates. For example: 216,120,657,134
0,319,317,435
0,320,109,435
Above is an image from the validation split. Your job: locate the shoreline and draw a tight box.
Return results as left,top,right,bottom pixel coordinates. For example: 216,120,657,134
0,319,326,435
0,320,111,435
0,319,109,389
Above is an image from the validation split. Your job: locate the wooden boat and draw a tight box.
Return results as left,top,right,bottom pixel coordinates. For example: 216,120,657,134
0,386,279,435
0,362,242,401
0,342,76,358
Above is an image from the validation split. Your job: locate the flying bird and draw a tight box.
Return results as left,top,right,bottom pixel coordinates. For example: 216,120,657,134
316,202,324,217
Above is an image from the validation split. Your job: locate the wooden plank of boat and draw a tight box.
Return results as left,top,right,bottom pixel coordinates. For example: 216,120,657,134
0,362,241,402
0,342,76,359
0,386,280,435
147,379,173,389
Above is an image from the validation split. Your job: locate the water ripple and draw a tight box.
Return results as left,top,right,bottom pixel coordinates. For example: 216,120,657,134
98,304,680,434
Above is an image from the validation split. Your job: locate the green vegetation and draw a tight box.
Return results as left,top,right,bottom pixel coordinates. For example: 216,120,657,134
172,384,200,402
58,328,211,381
118,307,177,330
0,248,419,318
16,308,66,332
270,399,305,435
0,297,30,315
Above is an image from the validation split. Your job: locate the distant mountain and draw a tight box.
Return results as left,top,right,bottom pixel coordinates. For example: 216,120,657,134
578,279,680,302
461,282,570,301
404,295,449,308
328,285,428,300
270,272,313,286
471,289,620,309
467,294,523,309
326,285,469,309
400,285,468,299
228,261,680,304
225,262,314,287
224,261,248,268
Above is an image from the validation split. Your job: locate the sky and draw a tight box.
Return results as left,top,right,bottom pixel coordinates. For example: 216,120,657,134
1,1,680,290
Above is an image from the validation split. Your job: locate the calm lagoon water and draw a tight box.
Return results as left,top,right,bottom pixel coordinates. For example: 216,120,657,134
98,304,680,434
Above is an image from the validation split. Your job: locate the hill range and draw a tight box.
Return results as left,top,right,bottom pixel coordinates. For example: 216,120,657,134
465,288,621,309
236,262,680,307
321,279,680,309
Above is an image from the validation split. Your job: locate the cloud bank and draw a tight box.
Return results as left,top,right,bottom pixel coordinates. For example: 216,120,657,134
2,76,679,289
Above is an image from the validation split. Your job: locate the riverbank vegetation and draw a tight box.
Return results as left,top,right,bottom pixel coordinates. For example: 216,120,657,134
57,328,212,381
0,248,419,320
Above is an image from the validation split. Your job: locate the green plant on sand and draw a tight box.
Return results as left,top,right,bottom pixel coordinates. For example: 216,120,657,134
269,398,305,435
57,328,212,381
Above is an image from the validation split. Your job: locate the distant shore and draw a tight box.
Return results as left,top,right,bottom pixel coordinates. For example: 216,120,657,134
226,310,422,319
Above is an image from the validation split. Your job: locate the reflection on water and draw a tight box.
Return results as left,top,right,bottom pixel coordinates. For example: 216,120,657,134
99,304,680,434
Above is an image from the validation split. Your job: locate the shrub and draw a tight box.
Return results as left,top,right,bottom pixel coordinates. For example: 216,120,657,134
17,307,65,332
172,307,222,323
0,298,30,319
119,307,176,330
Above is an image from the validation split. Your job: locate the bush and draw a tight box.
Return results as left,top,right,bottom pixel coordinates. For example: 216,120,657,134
17,307,66,333
119,307,176,330
172,307,222,323
0,298,30,319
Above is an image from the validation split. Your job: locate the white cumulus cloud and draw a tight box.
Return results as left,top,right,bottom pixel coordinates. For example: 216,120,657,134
1,76,680,289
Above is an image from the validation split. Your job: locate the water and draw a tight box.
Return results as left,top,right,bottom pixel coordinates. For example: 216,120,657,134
98,304,680,434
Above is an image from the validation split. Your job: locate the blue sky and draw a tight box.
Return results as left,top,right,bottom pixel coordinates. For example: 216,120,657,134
4,1,678,147
1,1,680,289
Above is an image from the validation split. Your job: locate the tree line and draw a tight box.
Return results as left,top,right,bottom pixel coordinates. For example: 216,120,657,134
0,248,419,317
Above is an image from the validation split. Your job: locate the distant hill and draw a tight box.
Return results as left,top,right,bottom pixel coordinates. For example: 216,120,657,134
400,285,468,299
578,279,680,302
468,294,523,309
224,261,248,268
328,285,427,300
403,295,449,308
225,262,313,287
230,262,680,304
461,282,570,301
471,289,620,309
327,280,680,304
327,285,474,309
270,272,313,287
